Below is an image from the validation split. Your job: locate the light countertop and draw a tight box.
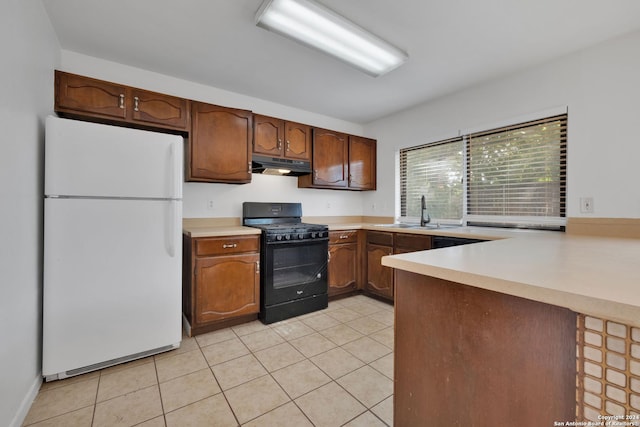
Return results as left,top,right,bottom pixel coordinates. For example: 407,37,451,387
183,225,261,238
382,233,640,328
183,217,640,326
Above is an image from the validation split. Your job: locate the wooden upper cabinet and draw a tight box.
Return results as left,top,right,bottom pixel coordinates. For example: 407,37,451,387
298,129,377,191
349,136,377,190
130,88,188,129
253,115,311,161
284,121,311,161
54,71,189,131
189,102,253,183
55,70,127,120
303,128,349,188
253,115,285,157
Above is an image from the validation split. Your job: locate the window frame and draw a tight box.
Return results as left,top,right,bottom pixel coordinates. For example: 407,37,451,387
398,113,567,230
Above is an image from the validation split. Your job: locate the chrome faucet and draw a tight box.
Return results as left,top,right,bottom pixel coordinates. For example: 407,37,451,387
420,195,430,226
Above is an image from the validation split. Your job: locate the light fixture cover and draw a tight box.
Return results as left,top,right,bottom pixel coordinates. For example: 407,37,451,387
255,0,408,77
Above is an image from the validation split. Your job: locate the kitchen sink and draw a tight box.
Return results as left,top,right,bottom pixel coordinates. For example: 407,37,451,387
374,223,462,230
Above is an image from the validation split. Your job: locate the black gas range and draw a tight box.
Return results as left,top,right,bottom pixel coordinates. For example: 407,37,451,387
242,202,329,324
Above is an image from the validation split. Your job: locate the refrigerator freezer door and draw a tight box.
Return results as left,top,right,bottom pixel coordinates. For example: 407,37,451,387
42,197,182,377
45,116,183,199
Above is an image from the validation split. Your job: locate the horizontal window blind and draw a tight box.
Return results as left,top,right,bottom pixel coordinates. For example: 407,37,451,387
400,137,464,220
466,114,567,226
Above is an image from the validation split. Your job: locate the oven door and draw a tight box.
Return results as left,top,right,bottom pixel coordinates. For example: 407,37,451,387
263,238,328,306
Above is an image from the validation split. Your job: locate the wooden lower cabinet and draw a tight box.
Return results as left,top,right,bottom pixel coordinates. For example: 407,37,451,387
328,230,359,297
365,231,394,300
394,232,431,253
364,231,431,301
183,234,260,335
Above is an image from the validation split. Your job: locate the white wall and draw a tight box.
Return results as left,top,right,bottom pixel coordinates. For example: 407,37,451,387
58,51,368,218
0,1,59,426
364,29,640,220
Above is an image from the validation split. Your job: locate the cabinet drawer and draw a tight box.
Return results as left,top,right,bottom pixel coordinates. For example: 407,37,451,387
329,230,358,244
367,230,393,246
195,235,259,256
395,233,432,252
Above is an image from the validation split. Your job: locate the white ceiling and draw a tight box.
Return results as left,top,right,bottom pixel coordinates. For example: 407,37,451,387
42,0,640,124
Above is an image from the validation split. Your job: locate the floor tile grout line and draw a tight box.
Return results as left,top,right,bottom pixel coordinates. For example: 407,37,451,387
25,295,393,426
151,356,169,427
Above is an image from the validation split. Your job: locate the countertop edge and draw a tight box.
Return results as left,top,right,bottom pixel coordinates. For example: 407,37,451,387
382,237,640,328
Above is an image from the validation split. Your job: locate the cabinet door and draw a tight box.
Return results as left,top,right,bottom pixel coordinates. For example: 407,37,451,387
194,253,260,324
349,136,376,190
328,243,358,297
253,115,284,156
311,128,348,187
130,88,189,130
366,243,394,300
394,233,431,253
189,102,253,183
55,70,126,120
284,122,312,161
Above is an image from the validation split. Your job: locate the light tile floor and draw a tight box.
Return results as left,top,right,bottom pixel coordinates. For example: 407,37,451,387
24,295,394,426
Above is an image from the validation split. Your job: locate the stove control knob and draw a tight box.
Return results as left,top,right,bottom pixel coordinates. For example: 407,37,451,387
318,231,325,238
284,234,290,240
276,235,283,241
311,232,317,238
298,233,304,239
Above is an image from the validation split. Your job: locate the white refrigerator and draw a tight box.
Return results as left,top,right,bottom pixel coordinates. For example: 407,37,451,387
43,116,183,381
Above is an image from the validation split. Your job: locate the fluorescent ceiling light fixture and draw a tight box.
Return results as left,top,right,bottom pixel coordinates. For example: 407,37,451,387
255,0,408,77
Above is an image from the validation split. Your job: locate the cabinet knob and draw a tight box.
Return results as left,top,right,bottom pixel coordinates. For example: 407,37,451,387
119,94,125,109
339,235,349,239
222,243,238,249
277,139,282,151
248,162,252,174
286,140,290,151
134,96,139,112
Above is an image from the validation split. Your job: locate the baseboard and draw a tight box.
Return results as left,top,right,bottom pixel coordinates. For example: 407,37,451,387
9,374,42,427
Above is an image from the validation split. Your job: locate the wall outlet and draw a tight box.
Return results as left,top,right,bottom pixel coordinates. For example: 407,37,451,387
207,199,215,211
580,197,594,213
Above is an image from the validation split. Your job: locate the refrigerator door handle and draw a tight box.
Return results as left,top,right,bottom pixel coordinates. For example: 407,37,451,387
166,200,178,257
170,142,182,199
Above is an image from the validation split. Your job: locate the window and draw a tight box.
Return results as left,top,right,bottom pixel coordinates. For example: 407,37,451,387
400,137,464,221
399,114,567,229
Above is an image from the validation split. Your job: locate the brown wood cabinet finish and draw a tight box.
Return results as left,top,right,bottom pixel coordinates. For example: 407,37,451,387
183,234,260,335
348,136,376,190
195,235,259,257
394,270,576,426
328,231,359,297
284,121,312,161
55,71,189,131
298,130,376,191
365,231,394,300
253,115,311,161
194,253,260,325
364,232,431,301
129,88,188,129
189,102,253,183
309,128,349,188
55,71,127,120
394,233,431,253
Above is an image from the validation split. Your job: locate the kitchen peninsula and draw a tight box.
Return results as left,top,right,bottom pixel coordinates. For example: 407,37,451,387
383,233,640,426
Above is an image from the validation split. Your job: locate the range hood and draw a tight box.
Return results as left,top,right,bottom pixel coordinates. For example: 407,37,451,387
252,154,311,176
